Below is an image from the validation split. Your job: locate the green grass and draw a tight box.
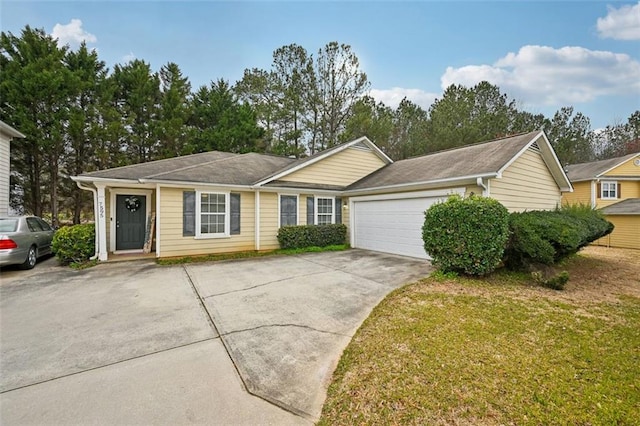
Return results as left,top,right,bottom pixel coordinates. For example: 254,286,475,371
319,273,640,425
155,244,349,265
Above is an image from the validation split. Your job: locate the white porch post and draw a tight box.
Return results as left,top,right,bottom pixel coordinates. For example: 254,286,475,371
255,190,260,251
95,184,108,261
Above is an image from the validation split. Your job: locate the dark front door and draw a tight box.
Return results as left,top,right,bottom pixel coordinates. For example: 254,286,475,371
116,194,147,250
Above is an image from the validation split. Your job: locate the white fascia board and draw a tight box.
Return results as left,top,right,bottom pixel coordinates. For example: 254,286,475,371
496,131,573,192
343,173,497,197
254,136,392,187
596,153,640,178
595,176,640,181
536,132,573,192
496,131,542,177
139,179,251,191
349,187,465,203
71,176,143,186
254,186,342,196
0,121,26,138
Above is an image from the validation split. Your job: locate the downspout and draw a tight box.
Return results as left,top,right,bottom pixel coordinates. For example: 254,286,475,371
476,177,488,197
75,181,99,260
255,190,261,251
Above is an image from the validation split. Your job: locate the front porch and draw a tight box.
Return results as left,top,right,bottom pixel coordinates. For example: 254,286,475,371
76,181,158,261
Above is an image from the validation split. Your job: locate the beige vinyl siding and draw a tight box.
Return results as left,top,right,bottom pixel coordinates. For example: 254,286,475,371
280,147,386,186
159,187,255,258
604,156,640,176
562,181,591,206
596,181,640,209
490,148,561,212
465,185,484,197
0,136,9,216
259,192,279,250
593,215,640,250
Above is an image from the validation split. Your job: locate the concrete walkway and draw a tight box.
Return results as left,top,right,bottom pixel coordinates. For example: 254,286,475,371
0,250,431,424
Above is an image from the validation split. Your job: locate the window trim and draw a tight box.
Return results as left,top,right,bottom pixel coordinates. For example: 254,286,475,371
600,181,618,200
195,190,230,239
314,196,335,225
278,194,299,228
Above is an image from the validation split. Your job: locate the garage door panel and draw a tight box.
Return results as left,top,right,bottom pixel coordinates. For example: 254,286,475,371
353,196,445,259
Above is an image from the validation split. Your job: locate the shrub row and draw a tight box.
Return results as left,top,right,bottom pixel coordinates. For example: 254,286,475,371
52,223,95,265
504,204,614,269
423,196,614,276
277,224,347,249
422,195,510,276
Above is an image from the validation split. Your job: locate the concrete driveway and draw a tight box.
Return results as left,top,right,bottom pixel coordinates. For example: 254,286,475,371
0,250,432,424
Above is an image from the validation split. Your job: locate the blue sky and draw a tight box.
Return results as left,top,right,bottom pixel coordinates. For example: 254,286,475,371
2,1,639,129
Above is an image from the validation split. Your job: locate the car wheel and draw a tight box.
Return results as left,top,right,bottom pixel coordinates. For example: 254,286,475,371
19,246,37,270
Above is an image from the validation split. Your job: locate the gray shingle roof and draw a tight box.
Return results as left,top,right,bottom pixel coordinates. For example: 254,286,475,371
347,132,540,190
147,153,296,185
599,198,640,215
78,136,389,187
81,151,239,180
565,153,639,182
79,151,296,185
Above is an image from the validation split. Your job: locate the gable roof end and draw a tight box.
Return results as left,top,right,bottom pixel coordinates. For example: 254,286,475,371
346,131,572,193
565,152,639,182
513,131,573,192
254,136,392,187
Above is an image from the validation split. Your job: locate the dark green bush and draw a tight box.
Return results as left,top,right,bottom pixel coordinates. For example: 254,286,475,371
505,205,613,269
277,224,347,249
422,194,510,276
532,270,570,290
52,223,95,265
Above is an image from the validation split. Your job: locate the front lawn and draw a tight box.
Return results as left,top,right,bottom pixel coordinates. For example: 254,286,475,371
319,246,640,425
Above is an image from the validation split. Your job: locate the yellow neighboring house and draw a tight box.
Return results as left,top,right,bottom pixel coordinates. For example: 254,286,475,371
72,131,572,261
563,152,640,250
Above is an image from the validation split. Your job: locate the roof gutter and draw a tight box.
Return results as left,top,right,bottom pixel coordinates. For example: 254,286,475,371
343,173,498,197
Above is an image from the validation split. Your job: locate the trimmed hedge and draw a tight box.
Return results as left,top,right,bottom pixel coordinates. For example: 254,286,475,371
422,195,510,276
277,224,347,249
504,204,614,269
52,223,95,265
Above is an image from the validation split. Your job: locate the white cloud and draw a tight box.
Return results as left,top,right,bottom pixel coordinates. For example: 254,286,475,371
597,2,640,40
51,19,97,48
122,52,136,63
441,45,640,106
370,87,439,110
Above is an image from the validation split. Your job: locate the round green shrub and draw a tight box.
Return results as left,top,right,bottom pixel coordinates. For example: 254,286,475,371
422,194,510,275
52,223,96,265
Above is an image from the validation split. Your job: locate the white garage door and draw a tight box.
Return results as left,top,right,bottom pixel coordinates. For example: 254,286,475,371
352,195,448,259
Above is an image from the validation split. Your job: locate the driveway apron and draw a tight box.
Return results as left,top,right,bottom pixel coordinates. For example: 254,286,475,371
186,249,432,419
1,250,431,423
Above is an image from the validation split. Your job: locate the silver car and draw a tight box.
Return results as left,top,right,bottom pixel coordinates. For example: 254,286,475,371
0,216,55,269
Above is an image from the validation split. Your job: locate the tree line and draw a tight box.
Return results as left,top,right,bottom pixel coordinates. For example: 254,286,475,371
1,26,638,225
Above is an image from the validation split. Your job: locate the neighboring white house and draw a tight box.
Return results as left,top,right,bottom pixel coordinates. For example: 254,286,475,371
0,120,25,216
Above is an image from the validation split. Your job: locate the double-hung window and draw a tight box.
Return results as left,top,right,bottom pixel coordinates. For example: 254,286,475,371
601,182,618,199
316,197,334,225
197,192,229,237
